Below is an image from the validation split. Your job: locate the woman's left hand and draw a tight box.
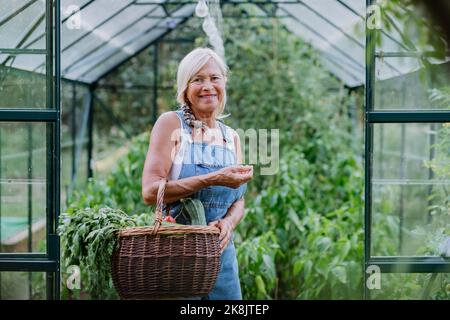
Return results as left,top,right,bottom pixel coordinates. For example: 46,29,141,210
208,218,234,253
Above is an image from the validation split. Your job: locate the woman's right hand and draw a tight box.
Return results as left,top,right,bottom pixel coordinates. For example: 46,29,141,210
209,165,253,188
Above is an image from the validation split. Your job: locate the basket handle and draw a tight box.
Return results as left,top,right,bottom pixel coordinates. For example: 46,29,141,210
152,178,168,235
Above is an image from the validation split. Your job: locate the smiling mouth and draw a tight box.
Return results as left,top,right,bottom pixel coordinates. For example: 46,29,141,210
199,94,217,98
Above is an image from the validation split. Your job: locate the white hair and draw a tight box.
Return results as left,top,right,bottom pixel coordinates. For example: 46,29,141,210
176,47,228,117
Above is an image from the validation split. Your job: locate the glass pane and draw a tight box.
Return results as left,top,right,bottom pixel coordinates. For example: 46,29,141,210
371,123,450,257
374,56,450,110
0,123,47,253
60,83,90,207
320,53,363,87
376,2,449,54
64,17,163,81
279,12,365,87
0,55,46,108
8,52,46,73
78,28,163,83
61,0,92,11
61,3,155,54
0,0,45,49
0,0,29,20
369,273,450,300
21,19,46,49
0,272,46,300
60,0,133,50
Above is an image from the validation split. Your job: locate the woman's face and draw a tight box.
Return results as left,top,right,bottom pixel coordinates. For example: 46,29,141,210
186,59,225,115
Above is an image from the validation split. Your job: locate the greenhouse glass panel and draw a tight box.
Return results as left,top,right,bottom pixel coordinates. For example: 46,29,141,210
301,0,365,49
66,3,195,82
0,122,47,254
20,18,46,49
279,5,364,69
61,0,92,10
376,3,445,53
339,0,365,13
61,3,159,52
60,0,134,50
60,83,90,207
281,17,363,72
0,271,46,300
0,0,45,49
62,15,163,77
321,51,364,86
0,0,30,19
7,52,47,73
279,13,365,87
374,57,450,110
0,55,46,108
371,123,450,257
76,28,164,83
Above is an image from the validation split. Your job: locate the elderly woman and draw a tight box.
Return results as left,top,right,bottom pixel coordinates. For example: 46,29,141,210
141,47,253,300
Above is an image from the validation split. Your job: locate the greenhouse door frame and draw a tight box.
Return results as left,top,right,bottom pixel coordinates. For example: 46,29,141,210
364,0,450,299
0,0,60,299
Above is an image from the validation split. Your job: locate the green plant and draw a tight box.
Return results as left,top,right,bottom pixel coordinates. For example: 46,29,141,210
238,143,364,299
237,231,280,299
107,132,154,215
68,132,154,215
58,206,154,299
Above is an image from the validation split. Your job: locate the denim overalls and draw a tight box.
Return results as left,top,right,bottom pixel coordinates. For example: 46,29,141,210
168,110,247,300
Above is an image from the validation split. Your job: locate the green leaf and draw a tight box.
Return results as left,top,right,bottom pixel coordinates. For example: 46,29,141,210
262,254,276,279
331,266,347,284
255,275,267,296
288,208,305,232
316,236,332,252
293,260,304,276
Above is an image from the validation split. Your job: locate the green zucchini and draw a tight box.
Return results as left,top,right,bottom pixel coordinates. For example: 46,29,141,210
180,198,206,226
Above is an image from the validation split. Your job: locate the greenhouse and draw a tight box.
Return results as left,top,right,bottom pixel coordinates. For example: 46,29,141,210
0,0,449,300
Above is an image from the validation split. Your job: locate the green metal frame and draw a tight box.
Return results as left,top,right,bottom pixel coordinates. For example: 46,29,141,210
364,0,450,299
87,86,94,179
0,0,60,300
152,42,159,125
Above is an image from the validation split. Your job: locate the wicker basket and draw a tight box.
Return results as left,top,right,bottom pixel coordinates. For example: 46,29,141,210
111,179,221,299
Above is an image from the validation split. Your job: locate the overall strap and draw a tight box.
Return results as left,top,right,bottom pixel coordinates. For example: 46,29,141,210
218,121,237,163
217,121,229,144
174,110,192,134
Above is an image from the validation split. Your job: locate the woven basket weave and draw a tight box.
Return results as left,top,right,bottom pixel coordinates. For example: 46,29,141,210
111,179,221,299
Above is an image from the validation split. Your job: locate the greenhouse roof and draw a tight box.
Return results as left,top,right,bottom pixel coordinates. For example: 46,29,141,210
0,0,429,87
